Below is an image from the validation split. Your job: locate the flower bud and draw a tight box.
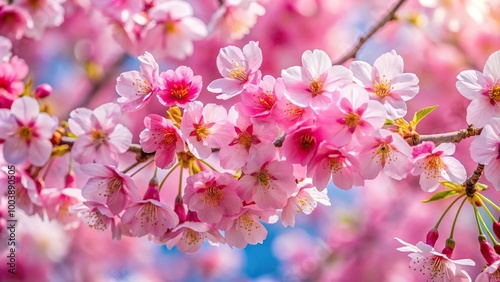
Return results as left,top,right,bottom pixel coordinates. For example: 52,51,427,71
35,83,52,99
426,228,439,247
65,171,76,188
174,195,186,223
479,235,500,265
442,238,455,258
143,177,160,200
493,221,500,241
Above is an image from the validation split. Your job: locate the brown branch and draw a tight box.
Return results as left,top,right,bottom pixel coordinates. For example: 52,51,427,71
464,164,484,197
332,0,408,65
406,125,482,146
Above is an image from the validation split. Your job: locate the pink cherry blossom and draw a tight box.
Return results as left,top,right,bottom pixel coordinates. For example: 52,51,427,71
470,117,500,190
0,56,29,108
144,0,208,60
116,52,160,111
358,129,413,180
218,107,278,170
316,85,386,147
307,141,364,190
239,143,296,209
68,103,132,166
238,75,280,119
139,114,184,169
475,260,500,282
80,163,140,215
183,171,242,224
0,36,11,62
272,94,315,132
180,101,233,159
411,142,467,192
17,0,65,39
456,50,500,127
42,188,85,230
396,238,475,281
162,220,225,253
207,41,262,99
281,181,330,227
281,49,353,111
350,50,419,119
72,201,115,231
0,96,57,166
156,66,202,108
281,126,321,166
208,0,265,41
121,180,179,238
0,4,33,40
4,167,42,216
91,0,143,23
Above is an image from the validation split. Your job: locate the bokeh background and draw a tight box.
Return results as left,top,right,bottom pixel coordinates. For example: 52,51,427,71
2,0,500,281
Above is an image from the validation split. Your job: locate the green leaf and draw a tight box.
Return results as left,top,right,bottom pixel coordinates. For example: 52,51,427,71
422,190,458,203
477,183,488,191
411,105,438,127
384,118,394,126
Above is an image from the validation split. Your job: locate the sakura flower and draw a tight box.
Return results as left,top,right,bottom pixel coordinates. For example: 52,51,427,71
316,85,386,147
72,201,115,231
180,101,233,159
396,238,475,282
207,41,262,99
281,49,353,111
208,0,265,41
17,0,65,39
358,129,413,180
412,142,467,192
42,188,85,230
3,166,43,216
0,96,57,166
350,50,419,119
0,56,29,108
156,66,202,108
144,0,208,60
281,126,321,166
272,94,315,132
307,141,364,190
162,219,225,253
218,106,278,170
80,163,141,215
0,4,33,40
281,181,331,227
0,36,11,62
239,143,296,209
116,52,160,111
238,75,279,118
91,0,143,23
470,117,500,190
219,205,278,249
476,260,500,282
68,103,132,166
139,114,184,169
456,50,500,127
121,179,179,238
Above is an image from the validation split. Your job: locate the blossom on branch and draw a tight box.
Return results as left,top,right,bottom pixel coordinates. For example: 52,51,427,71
470,117,500,190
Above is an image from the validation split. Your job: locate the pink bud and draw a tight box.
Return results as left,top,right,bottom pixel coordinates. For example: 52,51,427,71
142,177,160,201
493,221,500,241
65,171,76,188
426,228,439,247
442,238,455,258
35,83,52,99
174,195,186,223
186,210,199,222
479,236,500,265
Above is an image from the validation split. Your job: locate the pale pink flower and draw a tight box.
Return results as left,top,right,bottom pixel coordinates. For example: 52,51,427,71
358,129,413,180
80,163,141,215
316,85,386,147
180,101,233,159
238,75,279,118
116,52,160,111
470,117,500,190
42,188,85,230
239,143,296,209
0,4,33,40
144,0,208,60
281,126,321,166
68,103,132,166
412,142,467,192
91,0,143,23
72,201,115,231
281,181,330,227
0,56,29,108
121,180,179,238
281,49,353,111
208,0,265,41
219,205,278,249
475,260,500,282
272,94,315,132
0,96,57,166
162,220,225,253
183,171,242,224
17,0,65,39
218,106,278,170
207,41,262,99
396,238,475,282
139,114,184,169
456,50,500,127
0,36,11,62
156,66,202,108
3,167,42,216
350,50,419,119
307,141,364,190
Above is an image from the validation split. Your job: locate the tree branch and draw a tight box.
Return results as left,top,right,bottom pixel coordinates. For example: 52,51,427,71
332,0,408,65
406,125,482,146
464,164,484,197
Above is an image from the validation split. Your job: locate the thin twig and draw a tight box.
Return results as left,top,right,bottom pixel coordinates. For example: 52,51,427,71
406,125,482,146
333,0,409,65
464,164,484,197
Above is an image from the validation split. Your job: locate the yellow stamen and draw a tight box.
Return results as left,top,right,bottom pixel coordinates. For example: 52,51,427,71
344,113,360,128
171,84,190,99
17,126,33,141
374,81,391,98
228,61,248,82
309,80,323,97
204,186,224,207
299,134,314,150
489,84,500,101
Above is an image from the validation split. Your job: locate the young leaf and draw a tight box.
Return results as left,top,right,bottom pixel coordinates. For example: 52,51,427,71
422,190,458,203
411,105,438,127
384,118,394,126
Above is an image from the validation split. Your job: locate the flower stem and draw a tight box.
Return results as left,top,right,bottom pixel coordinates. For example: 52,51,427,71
130,160,154,177
449,196,468,239
480,198,497,223
123,161,141,174
178,167,184,196
159,163,180,191
478,210,499,245
199,159,216,171
478,193,500,213
473,204,484,235
434,194,465,229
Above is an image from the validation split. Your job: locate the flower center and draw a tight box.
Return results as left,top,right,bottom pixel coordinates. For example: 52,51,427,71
329,158,343,172
375,143,394,166
91,129,107,141
98,178,123,198
257,171,270,186
285,103,305,120
139,203,158,223
344,113,361,128
164,21,177,33
194,125,210,140
228,61,248,82
17,126,33,141
299,134,315,150
204,186,224,207
309,80,323,97
161,129,177,146
258,94,276,110
424,155,445,178
374,81,391,98
171,84,190,99
237,131,253,150
183,229,202,245
489,84,500,101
